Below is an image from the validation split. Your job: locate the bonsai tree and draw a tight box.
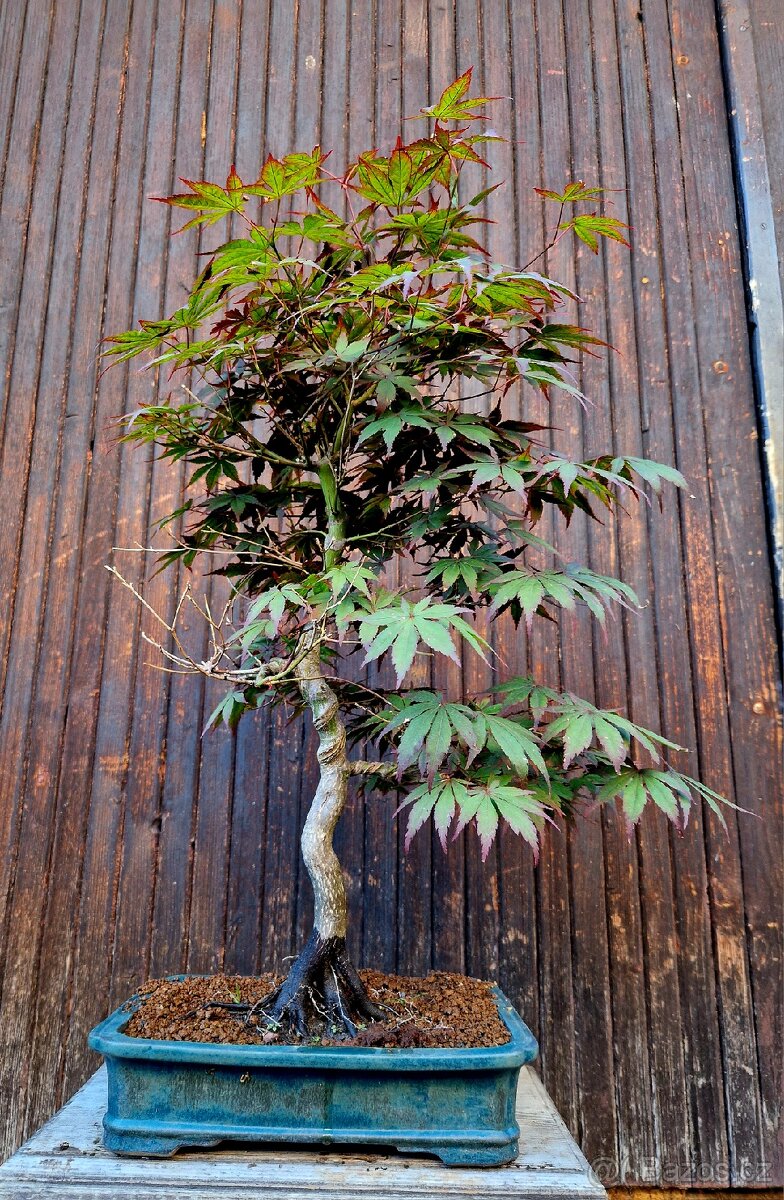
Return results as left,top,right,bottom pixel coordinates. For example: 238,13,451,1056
107,71,729,1038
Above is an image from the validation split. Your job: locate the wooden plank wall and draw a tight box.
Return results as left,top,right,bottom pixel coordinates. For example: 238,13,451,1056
718,0,783,617
0,0,781,1184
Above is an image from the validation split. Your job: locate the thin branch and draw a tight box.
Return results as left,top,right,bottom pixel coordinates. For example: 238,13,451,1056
347,761,397,778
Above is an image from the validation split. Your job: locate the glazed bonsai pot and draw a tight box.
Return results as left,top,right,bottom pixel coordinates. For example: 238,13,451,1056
88,984,538,1167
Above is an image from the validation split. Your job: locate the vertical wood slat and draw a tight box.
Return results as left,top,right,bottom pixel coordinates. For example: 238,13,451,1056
0,0,780,1183
529,0,580,1144
455,0,500,998
715,0,782,1161
0,0,72,946
592,1,682,1181
639,0,760,1182
146,0,215,985
719,0,783,619
426,0,467,981
255,0,307,980
667,2,783,1181
224,0,274,977
0,0,104,1154
18,0,132,1145
0,0,54,461
398,0,433,981
615,0,725,1181
502,0,543,1099
108,0,188,1012
147,0,215,983
183,0,243,981
0,0,29,199
363,0,402,976
557,0,618,1173
58,0,161,1103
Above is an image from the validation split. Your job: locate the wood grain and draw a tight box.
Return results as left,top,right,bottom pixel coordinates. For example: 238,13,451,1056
0,1066,606,1200
0,0,780,1184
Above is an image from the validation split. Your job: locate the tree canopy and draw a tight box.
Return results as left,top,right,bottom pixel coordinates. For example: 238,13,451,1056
110,68,730,862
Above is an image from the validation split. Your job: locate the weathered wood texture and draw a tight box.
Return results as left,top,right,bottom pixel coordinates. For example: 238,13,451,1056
0,0,781,1185
718,0,783,611
0,1066,606,1199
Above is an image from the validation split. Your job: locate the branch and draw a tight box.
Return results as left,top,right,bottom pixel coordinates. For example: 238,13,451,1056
522,198,566,272
108,564,303,687
347,761,397,778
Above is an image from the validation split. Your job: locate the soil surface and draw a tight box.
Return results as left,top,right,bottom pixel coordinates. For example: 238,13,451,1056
123,970,510,1049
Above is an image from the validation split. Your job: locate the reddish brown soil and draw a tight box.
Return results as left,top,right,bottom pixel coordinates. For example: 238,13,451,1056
123,970,510,1049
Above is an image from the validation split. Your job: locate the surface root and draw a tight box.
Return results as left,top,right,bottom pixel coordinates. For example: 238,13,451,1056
195,933,385,1040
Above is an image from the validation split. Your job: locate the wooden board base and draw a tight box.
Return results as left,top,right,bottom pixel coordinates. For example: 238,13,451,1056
0,1065,606,1199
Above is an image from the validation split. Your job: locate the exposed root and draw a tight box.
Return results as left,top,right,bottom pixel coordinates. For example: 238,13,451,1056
197,932,386,1040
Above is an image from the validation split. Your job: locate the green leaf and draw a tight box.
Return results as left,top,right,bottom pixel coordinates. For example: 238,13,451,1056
536,181,605,204
401,783,439,848
397,708,437,772
204,689,246,732
644,773,680,818
563,214,630,253
357,599,485,684
494,788,542,853
244,149,324,200
422,69,496,123
399,769,551,861
413,616,459,663
485,714,548,780
386,144,414,203
487,566,638,629
589,764,733,833
364,622,401,663
382,691,489,778
158,176,243,230
593,717,627,771
617,456,688,493
621,774,648,823
375,376,397,403
541,695,686,773
487,572,545,623
104,327,171,363
357,406,433,450
474,796,499,860
441,614,490,659
212,228,272,272
390,620,419,683
238,585,307,638
561,713,595,768
326,562,377,600
447,705,482,763
425,709,453,781
335,333,371,363
433,780,457,849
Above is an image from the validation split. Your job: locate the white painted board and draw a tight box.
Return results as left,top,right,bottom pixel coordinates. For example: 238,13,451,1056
0,1066,606,1199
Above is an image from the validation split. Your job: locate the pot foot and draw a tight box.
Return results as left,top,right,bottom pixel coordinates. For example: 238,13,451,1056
102,1125,221,1157
430,1140,519,1167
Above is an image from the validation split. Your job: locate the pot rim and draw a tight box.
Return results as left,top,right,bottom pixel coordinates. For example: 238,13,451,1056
88,981,538,1072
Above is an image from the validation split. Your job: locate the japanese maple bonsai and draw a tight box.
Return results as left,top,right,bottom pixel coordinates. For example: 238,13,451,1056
105,71,728,1041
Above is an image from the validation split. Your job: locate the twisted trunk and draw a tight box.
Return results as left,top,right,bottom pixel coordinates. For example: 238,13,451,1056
297,645,349,940
244,645,383,1038
239,473,382,1037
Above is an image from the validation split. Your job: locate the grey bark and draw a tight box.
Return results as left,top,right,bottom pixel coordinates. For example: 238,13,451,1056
296,643,349,940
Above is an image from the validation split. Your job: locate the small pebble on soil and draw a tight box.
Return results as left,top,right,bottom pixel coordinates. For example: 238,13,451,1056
123,970,511,1049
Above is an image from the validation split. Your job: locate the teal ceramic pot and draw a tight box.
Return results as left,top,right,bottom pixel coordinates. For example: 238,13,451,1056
88,984,538,1167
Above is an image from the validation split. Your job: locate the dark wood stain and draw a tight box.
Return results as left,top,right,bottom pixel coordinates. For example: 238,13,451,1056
0,0,780,1184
